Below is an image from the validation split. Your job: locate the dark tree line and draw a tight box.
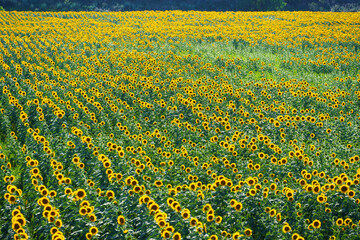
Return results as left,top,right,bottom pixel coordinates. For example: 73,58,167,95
0,0,358,12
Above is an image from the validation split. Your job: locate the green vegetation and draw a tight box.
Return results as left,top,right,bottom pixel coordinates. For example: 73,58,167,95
1,10,360,240
0,0,359,12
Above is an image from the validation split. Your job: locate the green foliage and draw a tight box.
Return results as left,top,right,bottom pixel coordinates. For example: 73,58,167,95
0,0,357,11
252,0,287,10
0,10,359,240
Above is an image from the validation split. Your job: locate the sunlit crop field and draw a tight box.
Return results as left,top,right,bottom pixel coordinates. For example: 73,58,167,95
0,11,360,240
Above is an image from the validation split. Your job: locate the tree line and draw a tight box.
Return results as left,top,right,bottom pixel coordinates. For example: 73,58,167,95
0,0,358,12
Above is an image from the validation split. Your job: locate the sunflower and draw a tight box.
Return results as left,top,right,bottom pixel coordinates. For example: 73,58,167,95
270,183,277,190
103,161,111,168
158,219,166,228
339,185,349,194
155,180,163,187
189,217,198,227
232,232,242,240
336,218,343,226
76,189,86,200
50,227,58,235
150,203,159,211
234,202,243,211
292,233,300,240
173,232,181,240
89,226,98,235
282,224,291,233
55,219,62,228
106,190,115,199
12,222,22,231
244,228,252,237
181,210,190,220
162,230,170,238
86,232,92,239
117,215,125,225
270,209,276,217
206,214,214,222
134,186,141,193
89,214,97,222
40,197,50,206
312,220,321,228
348,190,355,198
249,189,256,196
79,207,87,216
317,194,326,203
64,188,72,195
12,209,21,217
215,216,222,224
49,190,57,198
209,235,218,240
344,218,352,226
44,205,52,212
48,215,55,222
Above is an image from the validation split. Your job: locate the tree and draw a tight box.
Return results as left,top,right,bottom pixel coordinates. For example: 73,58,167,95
252,0,287,11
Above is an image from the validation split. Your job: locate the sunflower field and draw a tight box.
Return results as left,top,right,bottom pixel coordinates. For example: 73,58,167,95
0,11,360,240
